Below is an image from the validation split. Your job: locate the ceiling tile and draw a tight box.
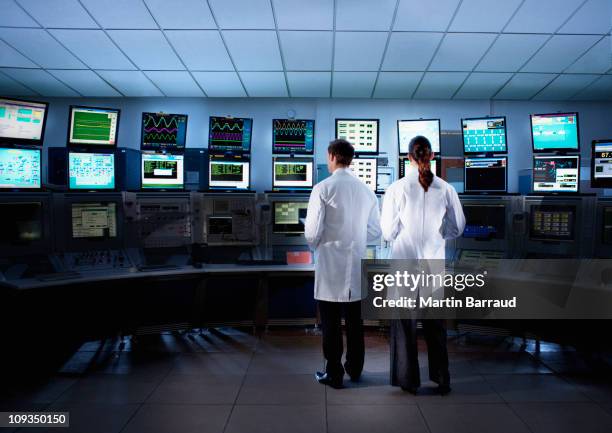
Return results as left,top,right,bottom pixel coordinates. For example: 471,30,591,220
494,73,555,99
0,39,37,67
429,33,496,71
240,72,287,97
144,0,216,29
373,72,422,98
17,0,98,28
107,30,183,70
559,0,612,34
572,75,612,100
382,32,443,71
335,0,396,31
0,0,39,26
476,34,549,72
334,32,387,71
144,71,204,96
0,28,84,68
223,31,282,70
209,0,275,29
0,67,79,96
332,72,377,97
533,74,599,100
50,29,135,70
166,30,232,70
454,72,512,99
449,0,522,32
0,71,37,95
48,69,120,96
504,0,581,33
80,0,157,29
279,31,332,71
413,72,468,99
274,0,333,30
566,36,612,74
96,70,163,96
286,72,330,97
394,0,460,31
192,71,246,97
522,35,600,73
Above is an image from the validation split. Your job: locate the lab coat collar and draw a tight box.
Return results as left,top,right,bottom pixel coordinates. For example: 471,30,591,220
332,167,351,176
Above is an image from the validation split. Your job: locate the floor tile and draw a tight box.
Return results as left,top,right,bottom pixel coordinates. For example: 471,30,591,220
562,376,612,403
225,405,325,433
469,352,552,374
327,405,429,433
257,334,322,353
420,403,530,433
1,377,77,405
237,374,324,405
55,376,158,405
169,353,251,376
247,351,324,374
122,404,232,433
511,402,612,433
147,374,243,405
484,374,590,402
421,375,503,404
326,373,423,405
91,352,176,382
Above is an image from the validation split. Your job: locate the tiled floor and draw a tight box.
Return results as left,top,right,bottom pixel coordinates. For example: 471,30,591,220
3,328,612,433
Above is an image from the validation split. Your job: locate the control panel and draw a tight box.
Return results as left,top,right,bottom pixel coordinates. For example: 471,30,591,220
200,193,257,246
59,249,132,272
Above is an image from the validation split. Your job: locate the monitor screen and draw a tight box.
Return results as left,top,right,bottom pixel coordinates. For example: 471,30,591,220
71,202,117,239
398,119,440,154
273,157,314,190
591,140,612,188
208,117,252,153
602,207,612,245
0,147,41,189
377,167,394,192
462,117,507,154
533,155,579,194
207,216,233,236
141,112,187,151
400,157,438,178
0,202,43,244
272,119,315,154
349,158,378,191
335,119,379,154
529,205,575,241
0,98,48,145
68,152,115,190
531,112,579,152
462,204,506,240
141,153,184,190
208,155,250,190
464,157,507,193
273,201,308,234
68,106,120,147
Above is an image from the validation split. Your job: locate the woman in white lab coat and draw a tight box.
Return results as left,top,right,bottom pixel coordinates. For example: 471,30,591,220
381,135,465,395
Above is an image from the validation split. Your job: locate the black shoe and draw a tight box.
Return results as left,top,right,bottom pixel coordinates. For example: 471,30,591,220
401,386,418,395
315,371,343,389
437,384,452,395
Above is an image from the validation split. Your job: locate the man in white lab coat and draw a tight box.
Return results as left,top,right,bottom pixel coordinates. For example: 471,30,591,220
305,139,381,389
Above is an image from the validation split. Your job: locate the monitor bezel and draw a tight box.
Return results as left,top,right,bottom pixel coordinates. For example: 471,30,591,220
463,156,508,194
67,150,117,191
208,154,251,190
335,118,380,155
590,139,612,188
64,196,124,250
0,146,42,191
140,112,188,152
528,204,576,242
530,112,580,153
532,154,580,195
461,116,508,155
397,118,441,156
140,152,186,191
0,97,49,146
208,116,253,153
272,200,309,234
272,118,316,155
67,105,121,148
272,156,315,190
399,155,441,178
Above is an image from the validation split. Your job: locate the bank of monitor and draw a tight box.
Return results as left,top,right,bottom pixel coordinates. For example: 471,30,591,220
533,155,579,194
349,158,377,191
0,201,43,246
273,201,309,234
71,202,117,240
531,112,579,152
208,155,250,190
529,204,575,242
141,153,184,190
399,157,439,178
335,119,379,154
398,119,440,154
272,119,315,154
68,152,115,190
0,98,48,146
591,140,612,188
68,106,120,147
462,204,506,240
273,157,314,190
141,112,187,151
464,157,507,193
462,117,507,154
0,147,41,189
208,116,252,153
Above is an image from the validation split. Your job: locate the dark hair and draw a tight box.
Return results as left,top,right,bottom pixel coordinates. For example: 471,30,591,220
328,139,355,166
408,135,434,192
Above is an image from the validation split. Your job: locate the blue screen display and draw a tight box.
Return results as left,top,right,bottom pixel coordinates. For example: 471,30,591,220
69,152,115,190
0,147,41,189
531,113,579,151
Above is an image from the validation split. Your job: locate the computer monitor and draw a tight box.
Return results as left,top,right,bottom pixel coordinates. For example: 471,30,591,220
208,155,250,190
272,157,314,190
335,119,379,154
529,204,575,241
533,155,579,194
68,152,115,190
377,166,394,192
0,147,41,189
0,202,43,245
462,204,506,240
397,119,440,154
0,97,48,146
207,216,233,236
531,112,579,152
141,153,184,190
602,207,612,245
141,112,187,151
273,201,308,234
68,105,120,147
399,157,438,178
272,119,315,154
461,117,507,154
464,157,507,193
591,140,612,188
208,116,252,153
349,158,378,191
71,202,118,239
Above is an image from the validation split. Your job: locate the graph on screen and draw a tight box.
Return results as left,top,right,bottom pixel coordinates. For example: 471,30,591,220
0,98,48,145
69,106,119,146
273,119,315,154
209,117,252,152
141,113,187,151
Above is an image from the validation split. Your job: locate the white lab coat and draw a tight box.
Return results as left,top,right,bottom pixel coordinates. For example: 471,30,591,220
305,168,381,302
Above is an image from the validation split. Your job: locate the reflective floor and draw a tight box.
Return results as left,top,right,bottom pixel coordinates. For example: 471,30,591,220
2,328,612,433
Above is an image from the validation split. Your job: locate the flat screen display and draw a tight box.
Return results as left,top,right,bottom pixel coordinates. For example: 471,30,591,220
398,119,440,154
273,201,308,234
208,117,252,153
0,202,43,244
141,112,187,151
68,152,115,190
464,157,507,193
533,155,579,194
349,158,377,191
208,155,250,190
272,119,315,154
462,117,507,154
141,153,184,189
531,112,579,152
0,98,48,145
68,106,120,147
273,157,314,189
591,140,612,188
529,205,575,241
0,147,41,189
335,119,379,154
462,204,506,240
400,157,438,178
71,202,117,239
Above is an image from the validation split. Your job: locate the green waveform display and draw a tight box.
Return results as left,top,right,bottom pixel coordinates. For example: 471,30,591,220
72,111,113,142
